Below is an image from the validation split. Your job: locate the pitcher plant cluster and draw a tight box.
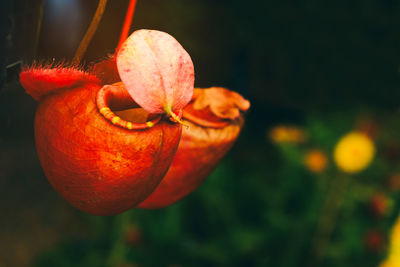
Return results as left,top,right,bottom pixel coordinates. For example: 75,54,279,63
19,0,250,215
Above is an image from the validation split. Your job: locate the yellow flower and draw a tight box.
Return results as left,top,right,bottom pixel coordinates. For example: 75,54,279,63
333,131,375,173
380,216,400,266
304,149,328,173
269,126,306,144
380,260,399,267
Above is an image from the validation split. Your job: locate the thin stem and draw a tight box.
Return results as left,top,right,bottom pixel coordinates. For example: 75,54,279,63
72,0,108,65
106,212,131,266
308,173,350,267
33,0,44,59
116,0,137,53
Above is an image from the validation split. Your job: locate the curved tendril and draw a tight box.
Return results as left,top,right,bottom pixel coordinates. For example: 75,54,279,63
164,104,188,127
34,0,45,59
72,0,108,65
116,0,137,53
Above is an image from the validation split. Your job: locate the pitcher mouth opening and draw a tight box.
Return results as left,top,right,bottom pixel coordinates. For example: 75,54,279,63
96,83,162,130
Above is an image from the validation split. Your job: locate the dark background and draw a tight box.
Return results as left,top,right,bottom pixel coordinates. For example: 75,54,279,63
1,0,400,266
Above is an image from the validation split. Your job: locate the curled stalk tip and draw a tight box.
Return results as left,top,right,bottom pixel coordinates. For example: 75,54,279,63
164,104,188,127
